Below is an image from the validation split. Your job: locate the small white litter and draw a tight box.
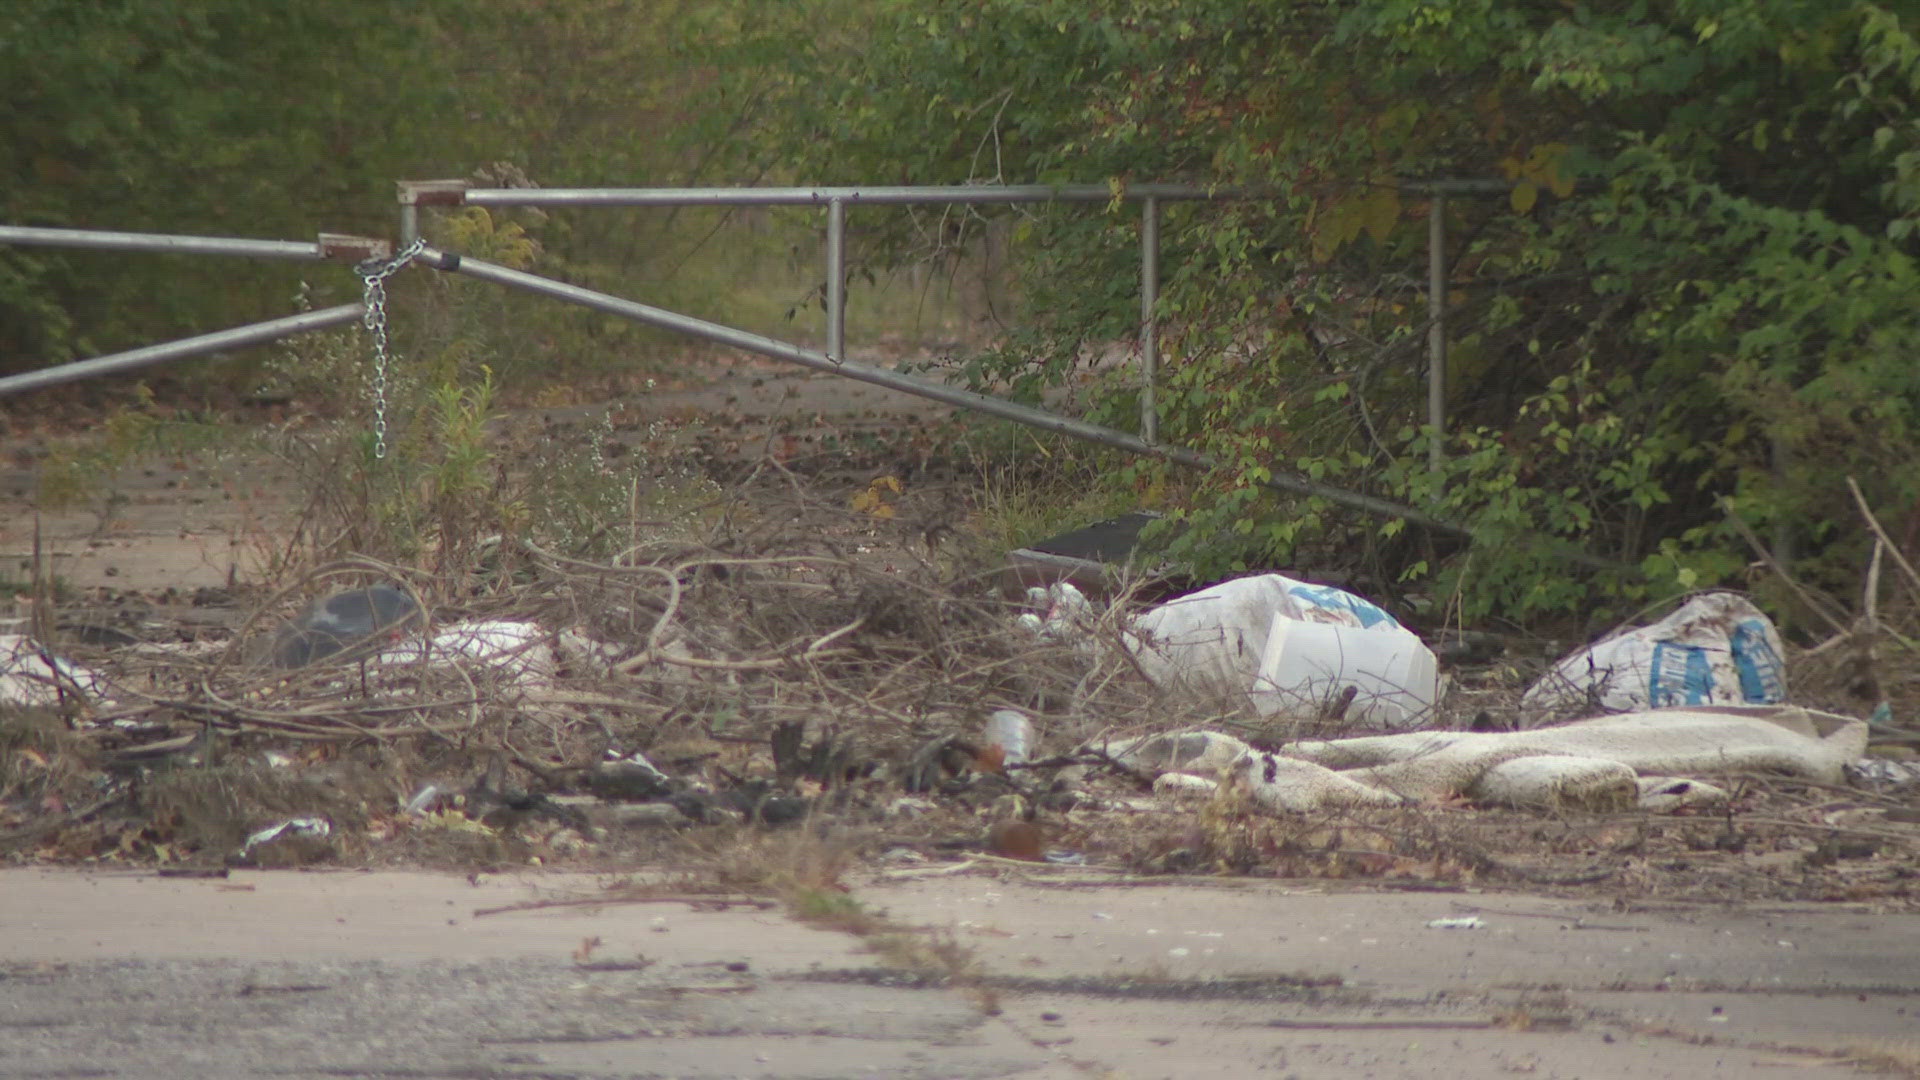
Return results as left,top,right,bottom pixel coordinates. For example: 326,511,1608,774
1847,758,1920,792
403,784,449,816
1426,916,1485,930
1016,582,1096,644
984,710,1035,766
607,748,670,780
241,816,331,855
0,634,108,707
375,620,560,682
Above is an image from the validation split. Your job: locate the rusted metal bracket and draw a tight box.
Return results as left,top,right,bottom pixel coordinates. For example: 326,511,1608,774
396,180,472,245
317,233,391,262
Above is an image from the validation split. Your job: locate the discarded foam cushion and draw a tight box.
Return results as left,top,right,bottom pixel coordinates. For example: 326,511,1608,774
1470,756,1639,812
1227,750,1404,813
1635,776,1729,812
1202,705,1866,814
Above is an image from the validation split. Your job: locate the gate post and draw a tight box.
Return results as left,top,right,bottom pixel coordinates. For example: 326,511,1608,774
1139,196,1161,445
826,197,846,361
1427,191,1447,484
395,180,469,247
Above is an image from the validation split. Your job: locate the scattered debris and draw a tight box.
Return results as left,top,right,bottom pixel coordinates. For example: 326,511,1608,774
373,619,565,684
235,816,333,867
2,501,1914,909
1006,510,1179,600
272,585,420,668
1847,757,1920,792
403,784,448,816
1425,916,1485,930
1093,730,1251,775
1016,582,1096,645
986,820,1045,862
0,634,108,707
983,710,1035,767
581,753,674,802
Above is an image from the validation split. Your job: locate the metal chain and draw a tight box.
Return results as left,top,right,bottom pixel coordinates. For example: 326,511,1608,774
354,239,427,460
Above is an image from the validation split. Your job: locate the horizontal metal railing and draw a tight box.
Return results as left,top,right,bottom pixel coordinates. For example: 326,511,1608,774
410,244,1469,539
455,182,1235,208
398,181,1260,448
398,178,1498,471
0,228,387,397
0,305,366,397
0,225,386,263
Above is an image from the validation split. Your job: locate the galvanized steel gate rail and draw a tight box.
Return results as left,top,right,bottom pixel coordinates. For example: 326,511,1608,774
0,182,1499,542
0,225,387,397
396,180,1466,538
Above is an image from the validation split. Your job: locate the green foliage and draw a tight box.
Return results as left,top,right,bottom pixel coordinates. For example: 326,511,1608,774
0,1,741,379
268,316,718,585
36,383,224,527
14,0,1920,625
959,434,1142,554
714,0,1920,620
413,366,513,569
0,2,465,364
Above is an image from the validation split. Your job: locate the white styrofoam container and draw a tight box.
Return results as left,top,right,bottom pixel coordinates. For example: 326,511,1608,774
1251,614,1438,730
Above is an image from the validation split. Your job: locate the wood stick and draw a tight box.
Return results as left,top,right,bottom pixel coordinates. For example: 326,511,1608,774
473,894,777,918
1849,477,1920,602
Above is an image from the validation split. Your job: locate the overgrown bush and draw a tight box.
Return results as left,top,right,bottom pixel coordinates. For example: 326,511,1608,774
262,198,720,586
710,0,1920,624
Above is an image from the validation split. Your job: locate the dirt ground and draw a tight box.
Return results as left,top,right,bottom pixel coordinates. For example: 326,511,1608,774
0,352,957,595
4,355,1920,1078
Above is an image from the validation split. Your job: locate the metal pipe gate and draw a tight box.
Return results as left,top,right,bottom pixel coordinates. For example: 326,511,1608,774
408,242,1466,538
0,226,387,397
0,180,1543,554
396,180,1476,538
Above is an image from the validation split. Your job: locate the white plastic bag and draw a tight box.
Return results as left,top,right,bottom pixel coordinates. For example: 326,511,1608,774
1016,582,1095,643
1520,592,1787,725
0,634,107,707
375,620,558,683
1125,574,1437,728
1125,574,1296,694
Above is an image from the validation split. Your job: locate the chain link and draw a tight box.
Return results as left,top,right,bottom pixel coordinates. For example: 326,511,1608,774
354,239,427,460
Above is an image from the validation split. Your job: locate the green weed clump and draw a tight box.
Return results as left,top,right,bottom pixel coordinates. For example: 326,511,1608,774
35,383,226,529
257,189,729,587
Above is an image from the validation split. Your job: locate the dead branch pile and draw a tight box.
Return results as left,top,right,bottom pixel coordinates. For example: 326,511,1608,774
2,466,1917,907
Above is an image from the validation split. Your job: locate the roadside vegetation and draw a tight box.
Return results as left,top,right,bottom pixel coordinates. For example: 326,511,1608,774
708,0,1920,629
6,1,1920,634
